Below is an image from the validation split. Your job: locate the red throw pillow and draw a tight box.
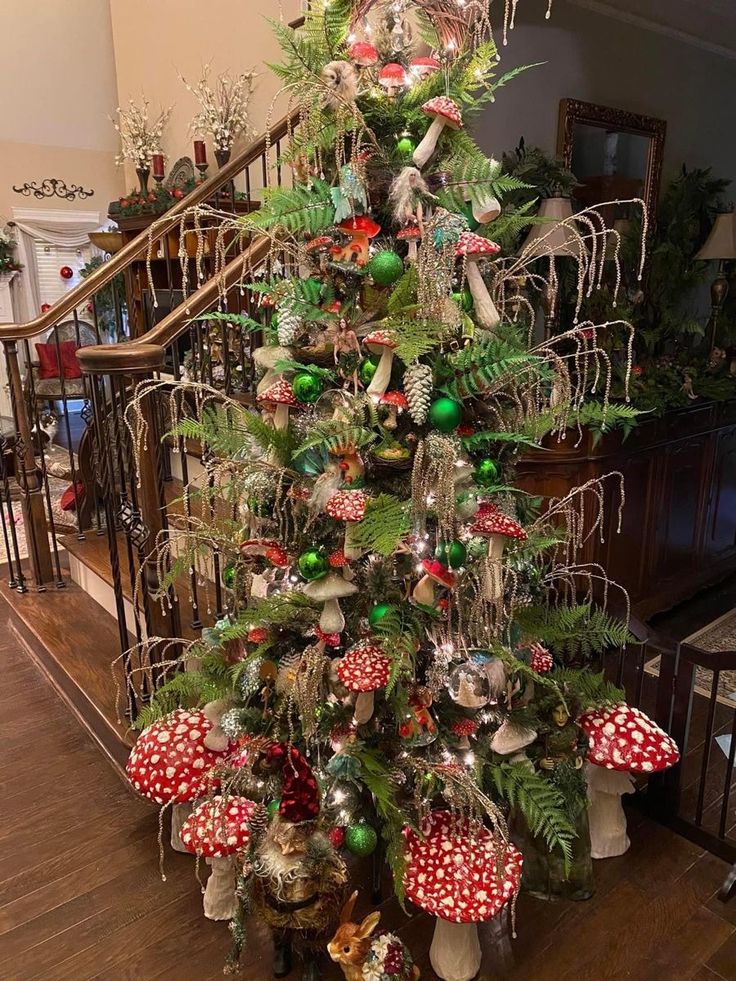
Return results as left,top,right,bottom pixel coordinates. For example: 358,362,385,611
35,341,82,380
60,482,85,512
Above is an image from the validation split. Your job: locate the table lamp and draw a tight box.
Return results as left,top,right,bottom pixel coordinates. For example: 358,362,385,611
520,196,581,336
695,210,736,350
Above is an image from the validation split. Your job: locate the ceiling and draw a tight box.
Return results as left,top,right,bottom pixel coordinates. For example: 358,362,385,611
568,0,736,56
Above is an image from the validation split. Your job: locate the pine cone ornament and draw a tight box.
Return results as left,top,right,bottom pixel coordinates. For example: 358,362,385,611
403,362,433,424
276,303,303,347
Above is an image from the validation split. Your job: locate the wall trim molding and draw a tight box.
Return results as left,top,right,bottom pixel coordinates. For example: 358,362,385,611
564,0,736,62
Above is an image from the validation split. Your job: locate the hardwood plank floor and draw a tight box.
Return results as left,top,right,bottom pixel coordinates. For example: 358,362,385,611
3,640,736,981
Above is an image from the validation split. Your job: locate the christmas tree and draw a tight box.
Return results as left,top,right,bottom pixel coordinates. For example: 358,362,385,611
124,3,679,979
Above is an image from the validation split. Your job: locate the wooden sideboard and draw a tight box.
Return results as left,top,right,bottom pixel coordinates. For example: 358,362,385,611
517,400,736,619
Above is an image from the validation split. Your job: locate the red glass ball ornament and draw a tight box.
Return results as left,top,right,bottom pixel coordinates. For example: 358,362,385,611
40,303,51,313
59,265,74,280
328,826,346,849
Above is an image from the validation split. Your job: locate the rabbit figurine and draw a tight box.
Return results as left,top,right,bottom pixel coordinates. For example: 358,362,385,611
327,891,420,981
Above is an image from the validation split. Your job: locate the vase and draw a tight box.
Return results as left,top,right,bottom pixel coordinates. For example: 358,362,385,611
513,806,594,902
215,148,232,169
136,166,150,197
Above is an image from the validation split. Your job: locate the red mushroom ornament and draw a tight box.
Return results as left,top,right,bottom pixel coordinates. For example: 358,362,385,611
180,795,256,920
363,329,398,398
257,378,304,431
331,215,381,266
579,703,679,858
412,558,455,607
378,62,408,97
348,40,378,67
456,232,502,331
404,811,522,981
337,640,391,724
413,96,463,169
469,504,527,604
325,488,368,560
126,708,232,855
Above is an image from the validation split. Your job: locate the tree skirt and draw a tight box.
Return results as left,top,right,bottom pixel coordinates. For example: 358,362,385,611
645,609,736,708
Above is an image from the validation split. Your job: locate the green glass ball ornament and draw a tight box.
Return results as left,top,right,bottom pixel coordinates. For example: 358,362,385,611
429,397,463,434
266,799,281,820
473,457,501,488
359,357,379,386
452,288,474,313
435,539,467,569
396,136,416,160
459,201,480,232
345,823,378,857
221,562,238,589
368,250,404,287
368,602,395,628
298,548,329,581
292,371,323,404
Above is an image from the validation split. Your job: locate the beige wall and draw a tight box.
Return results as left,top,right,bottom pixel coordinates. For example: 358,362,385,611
0,0,123,222
108,0,301,189
475,3,736,191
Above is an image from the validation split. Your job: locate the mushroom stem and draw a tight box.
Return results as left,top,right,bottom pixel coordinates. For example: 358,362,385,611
353,690,376,725
413,116,447,169
429,918,481,981
412,574,435,606
384,406,399,429
202,855,238,920
484,534,506,603
465,261,500,331
457,735,471,750
586,762,635,859
407,239,418,264
271,403,290,431
366,347,395,398
343,524,363,561
469,192,501,225
320,597,346,633
170,802,193,854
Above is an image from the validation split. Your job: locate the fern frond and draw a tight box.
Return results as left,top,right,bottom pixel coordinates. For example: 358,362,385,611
349,494,411,556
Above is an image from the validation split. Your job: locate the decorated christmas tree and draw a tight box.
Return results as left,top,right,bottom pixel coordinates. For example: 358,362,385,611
124,3,680,979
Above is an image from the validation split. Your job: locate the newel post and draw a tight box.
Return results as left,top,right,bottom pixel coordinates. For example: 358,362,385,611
78,343,180,642
3,340,53,587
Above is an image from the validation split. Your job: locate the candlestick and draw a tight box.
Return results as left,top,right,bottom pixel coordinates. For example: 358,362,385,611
152,152,165,184
194,140,207,166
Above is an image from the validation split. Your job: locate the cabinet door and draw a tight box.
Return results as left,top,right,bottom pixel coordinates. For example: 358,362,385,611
600,451,654,602
705,426,736,561
653,436,710,582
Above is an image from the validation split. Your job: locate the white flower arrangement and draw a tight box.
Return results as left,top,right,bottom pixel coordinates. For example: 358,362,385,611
112,98,172,170
180,64,257,154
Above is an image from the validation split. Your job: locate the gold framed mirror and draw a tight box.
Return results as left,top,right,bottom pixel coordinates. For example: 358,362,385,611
557,99,667,224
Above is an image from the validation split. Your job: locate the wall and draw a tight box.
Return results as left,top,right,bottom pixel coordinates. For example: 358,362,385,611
108,0,301,189
474,2,736,190
0,0,123,222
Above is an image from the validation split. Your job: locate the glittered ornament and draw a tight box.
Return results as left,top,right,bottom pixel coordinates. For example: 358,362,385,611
473,457,501,488
221,562,239,589
359,357,379,386
435,539,467,569
396,135,416,160
266,799,281,820
328,826,346,849
429,397,463,434
298,548,329,581
452,288,474,313
345,823,378,856
292,371,323,404
368,602,395,628
368,250,404,286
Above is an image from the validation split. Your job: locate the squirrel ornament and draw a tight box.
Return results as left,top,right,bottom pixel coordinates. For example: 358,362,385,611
328,891,420,981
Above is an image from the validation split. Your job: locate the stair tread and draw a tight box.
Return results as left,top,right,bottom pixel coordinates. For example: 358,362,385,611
0,576,134,771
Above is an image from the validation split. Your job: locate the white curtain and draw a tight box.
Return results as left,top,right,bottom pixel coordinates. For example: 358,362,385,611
10,208,103,327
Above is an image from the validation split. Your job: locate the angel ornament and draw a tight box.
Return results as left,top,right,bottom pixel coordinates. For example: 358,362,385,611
332,317,362,394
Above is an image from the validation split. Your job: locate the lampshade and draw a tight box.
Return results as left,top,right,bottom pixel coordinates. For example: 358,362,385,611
695,212,736,261
519,197,582,258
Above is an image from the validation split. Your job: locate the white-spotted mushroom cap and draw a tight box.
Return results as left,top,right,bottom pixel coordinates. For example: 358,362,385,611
410,56,441,77
422,96,463,130
348,41,379,66
579,704,680,773
469,504,527,541
529,642,553,673
378,63,408,90
455,232,501,259
403,810,522,923
337,640,391,692
179,795,256,859
325,489,368,522
363,329,398,357
256,378,304,410
126,709,230,805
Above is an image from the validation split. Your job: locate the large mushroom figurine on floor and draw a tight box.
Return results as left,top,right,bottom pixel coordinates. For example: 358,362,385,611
579,703,680,858
126,708,232,855
413,96,463,169
469,504,527,603
455,232,502,331
179,794,257,920
364,329,398,398
403,810,523,981
337,640,391,724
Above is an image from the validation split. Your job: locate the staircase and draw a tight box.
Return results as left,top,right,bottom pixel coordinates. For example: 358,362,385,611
0,108,300,775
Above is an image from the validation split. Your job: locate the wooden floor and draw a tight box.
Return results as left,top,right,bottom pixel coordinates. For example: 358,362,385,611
2,639,736,981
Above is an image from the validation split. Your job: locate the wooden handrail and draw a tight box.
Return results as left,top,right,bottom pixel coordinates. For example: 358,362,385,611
77,236,271,373
0,108,299,342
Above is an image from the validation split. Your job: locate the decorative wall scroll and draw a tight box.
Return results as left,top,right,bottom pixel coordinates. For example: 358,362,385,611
12,179,94,202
